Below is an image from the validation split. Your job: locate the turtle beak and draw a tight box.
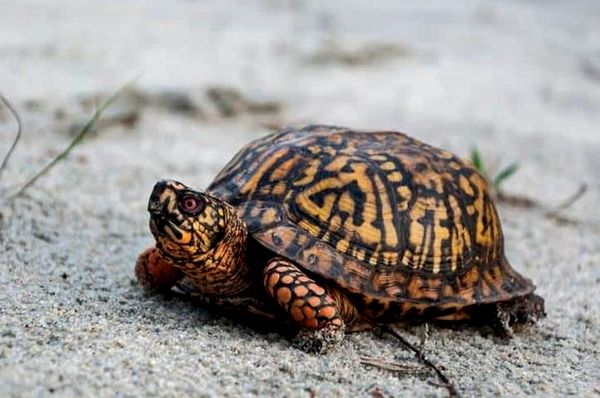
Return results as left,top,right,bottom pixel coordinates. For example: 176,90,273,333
148,181,173,238
147,180,189,243
149,217,183,240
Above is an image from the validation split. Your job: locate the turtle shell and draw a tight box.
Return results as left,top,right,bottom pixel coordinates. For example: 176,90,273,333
208,125,534,313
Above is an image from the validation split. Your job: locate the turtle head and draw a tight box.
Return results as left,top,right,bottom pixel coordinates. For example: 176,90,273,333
147,180,229,263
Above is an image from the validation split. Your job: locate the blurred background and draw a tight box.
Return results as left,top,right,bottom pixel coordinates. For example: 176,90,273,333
1,0,599,201
1,1,599,396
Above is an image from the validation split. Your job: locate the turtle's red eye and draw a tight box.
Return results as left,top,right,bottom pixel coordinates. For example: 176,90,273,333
181,195,200,213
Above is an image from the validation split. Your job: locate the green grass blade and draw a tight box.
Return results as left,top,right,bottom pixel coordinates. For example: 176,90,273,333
10,80,135,198
0,93,23,182
469,146,487,178
492,162,519,189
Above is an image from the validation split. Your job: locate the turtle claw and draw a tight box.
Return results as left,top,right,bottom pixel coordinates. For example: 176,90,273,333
292,323,345,354
492,304,514,339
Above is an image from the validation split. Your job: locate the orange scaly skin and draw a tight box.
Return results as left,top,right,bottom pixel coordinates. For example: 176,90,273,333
263,258,345,329
135,247,181,292
263,258,349,353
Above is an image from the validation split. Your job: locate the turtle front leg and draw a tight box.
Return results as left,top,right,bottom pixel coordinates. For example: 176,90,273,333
263,258,346,354
136,248,278,322
135,247,183,292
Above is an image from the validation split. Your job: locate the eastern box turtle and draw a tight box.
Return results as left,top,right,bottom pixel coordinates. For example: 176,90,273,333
136,125,544,353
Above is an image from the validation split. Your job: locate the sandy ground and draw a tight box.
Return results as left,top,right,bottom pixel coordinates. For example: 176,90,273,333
1,1,599,397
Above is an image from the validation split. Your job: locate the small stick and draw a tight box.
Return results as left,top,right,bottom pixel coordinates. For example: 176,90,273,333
545,183,588,219
496,191,539,208
381,325,458,397
360,355,430,375
9,81,134,199
0,93,23,181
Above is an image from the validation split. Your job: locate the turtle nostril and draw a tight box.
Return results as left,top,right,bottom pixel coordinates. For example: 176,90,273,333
148,180,171,214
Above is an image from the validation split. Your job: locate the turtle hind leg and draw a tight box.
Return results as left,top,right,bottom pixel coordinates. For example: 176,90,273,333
492,293,546,337
135,247,182,292
505,292,546,330
263,257,348,354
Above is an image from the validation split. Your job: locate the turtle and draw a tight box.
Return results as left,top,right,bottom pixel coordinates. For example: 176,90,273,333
135,125,545,353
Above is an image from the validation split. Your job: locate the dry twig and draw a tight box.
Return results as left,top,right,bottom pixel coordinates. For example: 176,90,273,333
545,183,588,220
380,325,458,397
360,355,430,375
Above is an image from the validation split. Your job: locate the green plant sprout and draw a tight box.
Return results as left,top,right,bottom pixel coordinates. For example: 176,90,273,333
470,146,519,194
